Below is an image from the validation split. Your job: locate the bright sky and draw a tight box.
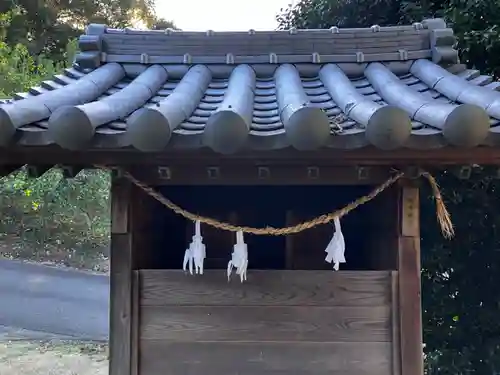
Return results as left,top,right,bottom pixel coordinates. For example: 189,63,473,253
155,0,297,31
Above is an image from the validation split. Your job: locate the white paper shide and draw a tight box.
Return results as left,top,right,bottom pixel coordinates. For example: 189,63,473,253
183,220,206,275
227,230,248,282
324,217,346,271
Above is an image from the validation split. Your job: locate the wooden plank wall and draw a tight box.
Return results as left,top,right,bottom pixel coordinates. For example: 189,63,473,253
138,270,396,375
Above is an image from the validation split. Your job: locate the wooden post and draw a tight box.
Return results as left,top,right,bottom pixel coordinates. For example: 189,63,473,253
397,181,423,375
109,176,139,375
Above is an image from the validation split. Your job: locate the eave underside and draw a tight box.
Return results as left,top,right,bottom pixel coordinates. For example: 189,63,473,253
2,146,500,167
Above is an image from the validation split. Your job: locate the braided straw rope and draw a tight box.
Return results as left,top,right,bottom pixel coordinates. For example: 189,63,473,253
98,166,454,238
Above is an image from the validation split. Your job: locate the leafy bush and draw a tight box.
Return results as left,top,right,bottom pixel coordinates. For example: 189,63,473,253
0,168,111,269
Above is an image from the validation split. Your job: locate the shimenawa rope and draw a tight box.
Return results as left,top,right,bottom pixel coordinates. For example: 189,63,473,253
97,165,454,239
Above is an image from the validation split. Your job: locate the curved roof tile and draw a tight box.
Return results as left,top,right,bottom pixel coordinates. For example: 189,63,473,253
0,18,497,153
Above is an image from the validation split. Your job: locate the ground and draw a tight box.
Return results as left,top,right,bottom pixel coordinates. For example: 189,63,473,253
0,341,108,375
0,249,110,373
0,258,109,341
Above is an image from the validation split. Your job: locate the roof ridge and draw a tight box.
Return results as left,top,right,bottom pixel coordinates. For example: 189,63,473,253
74,17,458,72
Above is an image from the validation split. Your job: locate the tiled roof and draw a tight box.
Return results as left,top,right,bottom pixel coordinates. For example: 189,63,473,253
0,18,499,154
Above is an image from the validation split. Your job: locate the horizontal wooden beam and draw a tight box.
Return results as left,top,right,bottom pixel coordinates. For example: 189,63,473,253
128,165,397,185
1,146,500,167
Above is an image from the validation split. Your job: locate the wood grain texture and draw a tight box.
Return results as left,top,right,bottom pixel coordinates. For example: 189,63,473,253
109,176,134,375
401,186,420,237
109,232,133,375
391,271,402,375
110,177,131,234
139,341,392,375
398,237,423,375
397,183,424,375
130,271,139,375
140,305,391,342
140,270,392,306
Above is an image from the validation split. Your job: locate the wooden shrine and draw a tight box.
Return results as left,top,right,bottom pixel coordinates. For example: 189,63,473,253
0,17,498,375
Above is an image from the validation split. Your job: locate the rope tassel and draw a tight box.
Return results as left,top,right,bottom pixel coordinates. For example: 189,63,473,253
227,230,248,282
325,217,346,271
183,220,206,275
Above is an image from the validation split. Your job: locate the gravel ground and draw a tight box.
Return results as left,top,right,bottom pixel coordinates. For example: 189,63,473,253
0,341,108,375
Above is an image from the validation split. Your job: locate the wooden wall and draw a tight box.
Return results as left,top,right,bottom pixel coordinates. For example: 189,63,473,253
137,270,397,375
108,174,423,375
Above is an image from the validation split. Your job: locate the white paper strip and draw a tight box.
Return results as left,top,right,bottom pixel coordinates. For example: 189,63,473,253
183,220,206,275
324,217,346,271
227,230,248,282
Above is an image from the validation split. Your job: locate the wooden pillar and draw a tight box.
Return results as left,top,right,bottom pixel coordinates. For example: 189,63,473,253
397,181,423,375
109,176,140,375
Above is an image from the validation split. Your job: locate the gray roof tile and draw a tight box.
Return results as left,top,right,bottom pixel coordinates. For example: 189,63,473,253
0,18,498,153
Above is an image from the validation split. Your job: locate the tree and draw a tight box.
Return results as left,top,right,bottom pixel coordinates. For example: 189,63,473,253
277,0,500,77
0,0,160,61
151,18,179,30
420,169,500,374
276,0,404,29
277,1,500,373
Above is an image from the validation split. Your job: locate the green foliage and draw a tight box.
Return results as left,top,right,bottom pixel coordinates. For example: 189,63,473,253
0,168,111,268
277,1,500,373
0,0,170,62
277,0,500,77
151,18,179,30
276,0,405,29
443,0,500,77
420,169,500,374
0,1,175,268
0,2,173,269
0,42,58,98
0,32,110,269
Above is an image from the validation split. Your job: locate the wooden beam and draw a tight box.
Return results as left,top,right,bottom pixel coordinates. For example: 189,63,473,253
397,182,423,375
3,146,500,166
109,176,134,375
128,165,396,186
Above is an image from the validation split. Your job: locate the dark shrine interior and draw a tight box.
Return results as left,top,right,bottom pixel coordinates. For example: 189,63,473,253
146,184,394,271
